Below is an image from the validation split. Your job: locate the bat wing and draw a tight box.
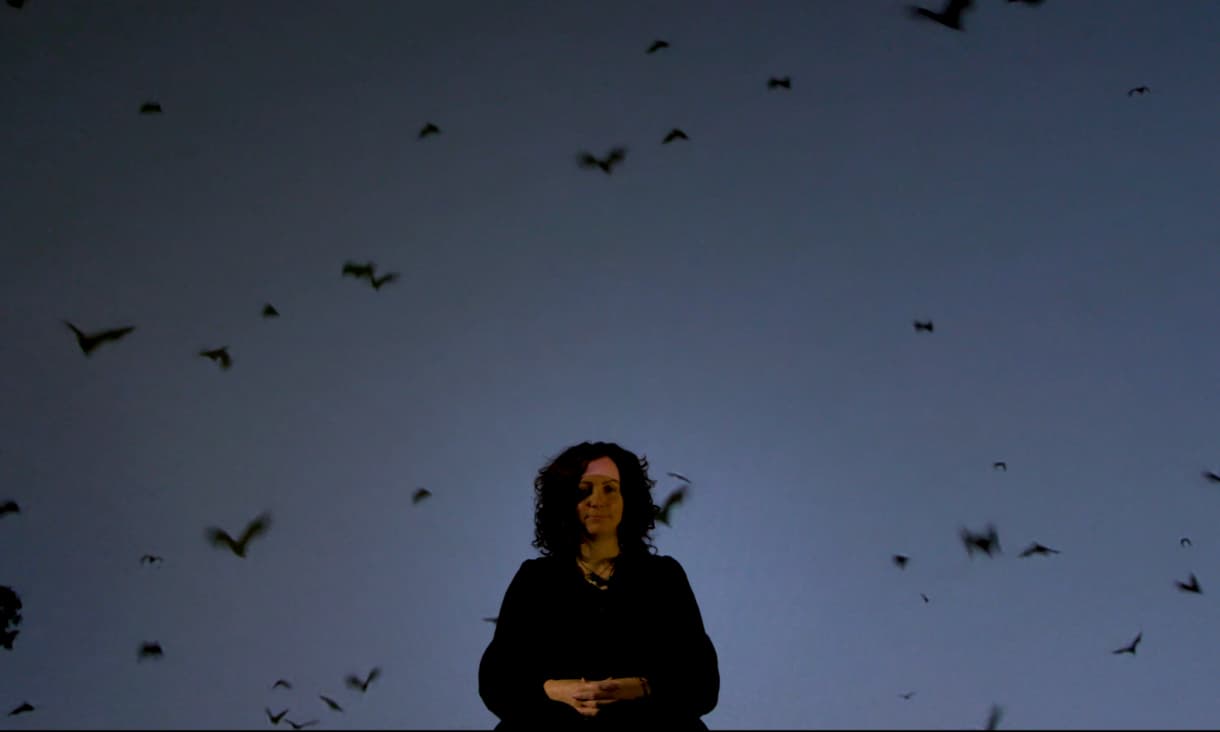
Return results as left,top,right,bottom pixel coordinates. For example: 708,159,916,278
207,528,238,552
345,675,363,691
101,326,135,342
606,147,627,164
577,152,600,168
238,513,271,546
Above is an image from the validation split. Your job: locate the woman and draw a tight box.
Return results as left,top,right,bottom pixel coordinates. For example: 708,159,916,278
478,441,719,729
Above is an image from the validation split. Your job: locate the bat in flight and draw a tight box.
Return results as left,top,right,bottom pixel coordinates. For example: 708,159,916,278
908,0,972,31
342,260,400,290
1175,572,1201,594
7,702,33,716
319,694,344,712
263,304,280,318
1127,86,1150,97
345,666,382,693
65,321,135,355
920,593,930,603
1202,471,1220,483
960,523,1001,557
139,554,163,565
577,147,627,174
655,485,688,526
892,554,910,569
272,679,293,690
266,708,289,725
285,720,318,730
1180,537,1192,548
206,512,271,558
662,128,688,144
419,122,441,138
139,101,162,114
1112,631,1141,655
199,346,232,370
766,76,791,90
666,472,692,484
137,641,163,661
412,488,432,505
0,500,18,517
899,691,916,700
992,461,1007,471
913,320,934,333
1018,542,1060,558
984,704,1003,731
646,39,669,53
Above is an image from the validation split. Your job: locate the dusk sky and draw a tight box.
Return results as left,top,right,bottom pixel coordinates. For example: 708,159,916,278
3,1,1220,729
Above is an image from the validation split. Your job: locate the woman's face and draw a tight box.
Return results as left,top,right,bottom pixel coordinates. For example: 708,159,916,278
577,456,623,539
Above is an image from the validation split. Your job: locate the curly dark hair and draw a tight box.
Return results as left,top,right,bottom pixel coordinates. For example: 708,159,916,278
532,441,660,560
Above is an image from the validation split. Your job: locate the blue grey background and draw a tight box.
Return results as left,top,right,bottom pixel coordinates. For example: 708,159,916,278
2,1,1219,729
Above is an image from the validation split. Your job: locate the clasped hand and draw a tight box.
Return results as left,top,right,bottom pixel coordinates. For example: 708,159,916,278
551,676,648,718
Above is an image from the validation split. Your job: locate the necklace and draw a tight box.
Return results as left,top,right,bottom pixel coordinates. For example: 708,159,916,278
577,555,616,589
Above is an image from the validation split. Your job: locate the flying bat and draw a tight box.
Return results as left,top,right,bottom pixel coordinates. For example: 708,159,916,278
960,523,1001,557
913,320,934,333
577,147,627,174
319,694,343,712
0,500,18,517
206,512,271,558
1127,86,1150,96
666,472,691,484
893,554,910,569
285,720,318,730
1018,542,1060,558
65,321,135,355
342,260,399,290
646,39,669,53
412,488,432,504
1180,537,1192,548
767,76,791,90
419,122,440,138
992,461,1007,471
655,485,688,526
984,704,1003,731
272,679,293,690
139,101,162,114
1112,631,1141,655
920,593,930,603
899,691,916,700
345,666,382,693
266,708,289,725
137,641,163,661
7,702,33,716
662,128,688,144
262,304,279,318
139,554,163,565
1175,572,1202,594
1202,471,1220,483
908,0,972,30
199,346,232,370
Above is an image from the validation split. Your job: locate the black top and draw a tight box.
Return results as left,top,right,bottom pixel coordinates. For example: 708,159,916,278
478,551,719,730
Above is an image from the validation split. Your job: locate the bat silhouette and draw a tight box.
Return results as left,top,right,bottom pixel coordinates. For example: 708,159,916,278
984,704,1003,730
419,122,440,138
662,128,688,144
206,512,271,558
767,76,791,90
139,554,163,565
1112,631,1141,655
920,593,930,603
960,523,1001,557
1175,572,1201,594
342,260,399,290
199,347,232,370
285,720,318,730
345,666,382,692
272,679,293,690
666,472,691,484
266,707,289,725
908,0,972,30
319,694,343,712
892,554,910,569
412,488,432,504
139,101,162,114
1180,537,1192,548
8,702,33,716
1018,542,1060,558
646,40,669,53
0,501,18,517
262,304,279,318
577,147,627,174
913,320,934,333
65,321,135,355
899,691,916,700
655,485,688,526
1127,86,1150,96
137,641,163,661
1202,471,1220,483
992,461,1007,471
